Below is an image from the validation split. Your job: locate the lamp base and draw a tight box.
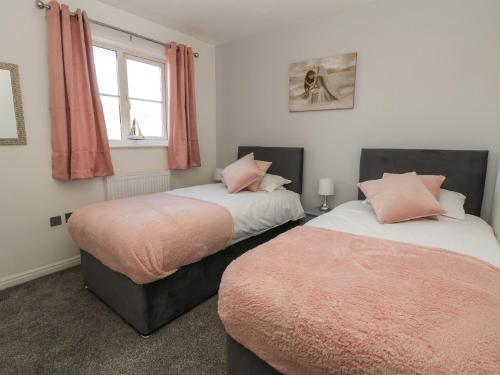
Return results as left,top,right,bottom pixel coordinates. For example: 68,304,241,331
319,195,331,212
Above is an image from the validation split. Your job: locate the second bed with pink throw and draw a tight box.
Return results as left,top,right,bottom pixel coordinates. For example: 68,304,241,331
219,224,500,374
68,183,304,284
69,193,234,284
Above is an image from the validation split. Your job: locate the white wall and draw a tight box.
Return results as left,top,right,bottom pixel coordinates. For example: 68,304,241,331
216,0,500,219
0,0,215,286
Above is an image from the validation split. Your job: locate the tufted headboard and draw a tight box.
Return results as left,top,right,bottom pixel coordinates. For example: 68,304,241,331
237,146,304,194
358,148,488,216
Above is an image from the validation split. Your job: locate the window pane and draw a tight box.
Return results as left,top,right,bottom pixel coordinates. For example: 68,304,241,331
93,46,118,96
129,100,163,137
101,95,121,140
127,59,162,101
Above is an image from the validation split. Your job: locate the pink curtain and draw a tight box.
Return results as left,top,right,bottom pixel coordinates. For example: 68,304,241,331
166,42,201,169
46,1,114,180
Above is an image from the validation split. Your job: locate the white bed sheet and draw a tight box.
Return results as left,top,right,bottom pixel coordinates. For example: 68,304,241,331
308,200,500,267
170,183,304,244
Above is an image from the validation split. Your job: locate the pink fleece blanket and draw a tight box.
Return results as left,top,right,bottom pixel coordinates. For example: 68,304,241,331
218,226,500,374
68,193,234,284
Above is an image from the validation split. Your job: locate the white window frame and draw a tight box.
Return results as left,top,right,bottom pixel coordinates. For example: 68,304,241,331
93,40,168,148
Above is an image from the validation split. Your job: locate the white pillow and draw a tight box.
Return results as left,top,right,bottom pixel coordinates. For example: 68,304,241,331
258,174,291,192
439,189,466,220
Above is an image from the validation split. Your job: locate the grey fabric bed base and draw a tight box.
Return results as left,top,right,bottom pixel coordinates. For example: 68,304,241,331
227,335,281,375
80,220,298,336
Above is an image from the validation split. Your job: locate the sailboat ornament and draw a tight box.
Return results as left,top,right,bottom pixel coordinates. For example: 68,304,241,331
128,118,145,140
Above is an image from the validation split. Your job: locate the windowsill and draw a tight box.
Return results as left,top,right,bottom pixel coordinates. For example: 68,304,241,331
109,140,168,149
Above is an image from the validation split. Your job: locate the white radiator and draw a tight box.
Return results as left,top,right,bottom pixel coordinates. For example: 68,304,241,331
105,171,171,200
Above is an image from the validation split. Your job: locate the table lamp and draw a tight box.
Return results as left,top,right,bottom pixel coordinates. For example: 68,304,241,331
318,178,335,211
213,168,223,182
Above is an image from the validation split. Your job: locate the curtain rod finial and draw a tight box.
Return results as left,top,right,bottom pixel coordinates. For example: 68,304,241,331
35,0,50,10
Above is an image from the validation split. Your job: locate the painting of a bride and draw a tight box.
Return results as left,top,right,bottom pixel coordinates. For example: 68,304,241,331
303,67,338,104
289,52,357,111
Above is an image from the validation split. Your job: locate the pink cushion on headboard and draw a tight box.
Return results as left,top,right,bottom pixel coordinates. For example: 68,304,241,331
246,160,272,192
222,153,264,193
358,174,444,224
383,172,446,200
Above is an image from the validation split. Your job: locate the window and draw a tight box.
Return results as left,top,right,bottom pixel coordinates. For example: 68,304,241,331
93,44,167,147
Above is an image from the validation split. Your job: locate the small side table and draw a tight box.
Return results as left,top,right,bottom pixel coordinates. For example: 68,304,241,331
299,207,331,225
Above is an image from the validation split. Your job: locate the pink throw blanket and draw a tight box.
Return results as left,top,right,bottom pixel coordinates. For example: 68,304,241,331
68,193,234,284
218,226,500,374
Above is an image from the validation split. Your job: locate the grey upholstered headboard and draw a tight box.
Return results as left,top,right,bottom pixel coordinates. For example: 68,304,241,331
237,146,304,194
358,149,488,216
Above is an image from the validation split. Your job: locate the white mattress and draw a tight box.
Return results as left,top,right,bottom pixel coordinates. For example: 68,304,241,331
308,200,500,267
170,183,304,244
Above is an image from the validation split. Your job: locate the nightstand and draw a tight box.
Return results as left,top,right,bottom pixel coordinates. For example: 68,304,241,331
299,207,331,225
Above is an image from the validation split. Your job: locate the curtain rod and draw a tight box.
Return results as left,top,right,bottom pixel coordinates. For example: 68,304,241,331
34,0,200,58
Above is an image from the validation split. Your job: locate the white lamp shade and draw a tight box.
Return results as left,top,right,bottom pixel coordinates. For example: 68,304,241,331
318,178,334,196
213,168,223,182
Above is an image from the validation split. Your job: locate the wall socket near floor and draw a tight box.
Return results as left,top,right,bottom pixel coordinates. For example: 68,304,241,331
49,212,72,227
49,216,62,227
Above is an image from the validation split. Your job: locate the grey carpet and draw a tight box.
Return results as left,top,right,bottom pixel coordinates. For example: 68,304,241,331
0,267,226,375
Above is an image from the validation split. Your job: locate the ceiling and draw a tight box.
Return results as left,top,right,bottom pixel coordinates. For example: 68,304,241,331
98,0,374,45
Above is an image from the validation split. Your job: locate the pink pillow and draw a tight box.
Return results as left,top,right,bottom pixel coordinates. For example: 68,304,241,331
383,172,446,200
246,160,272,192
222,153,264,193
358,174,444,224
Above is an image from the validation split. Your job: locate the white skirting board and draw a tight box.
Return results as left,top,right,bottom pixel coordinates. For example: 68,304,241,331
0,255,81,291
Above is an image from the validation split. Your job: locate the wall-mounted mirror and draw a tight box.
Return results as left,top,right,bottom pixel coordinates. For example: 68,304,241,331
0,62,26,145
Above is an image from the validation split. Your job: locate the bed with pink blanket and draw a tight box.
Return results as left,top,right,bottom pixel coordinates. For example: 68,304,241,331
68,146,304,336
218,149,500,374
69,193,235,284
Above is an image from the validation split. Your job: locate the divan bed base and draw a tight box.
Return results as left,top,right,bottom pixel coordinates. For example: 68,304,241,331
80,220,298,336
227,335,280,375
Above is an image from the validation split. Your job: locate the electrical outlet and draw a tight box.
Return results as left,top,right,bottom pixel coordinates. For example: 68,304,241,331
65,212,72,223
50,216,62,227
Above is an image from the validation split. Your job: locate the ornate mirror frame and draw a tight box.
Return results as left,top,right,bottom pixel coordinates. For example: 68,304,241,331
0,62,27,145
